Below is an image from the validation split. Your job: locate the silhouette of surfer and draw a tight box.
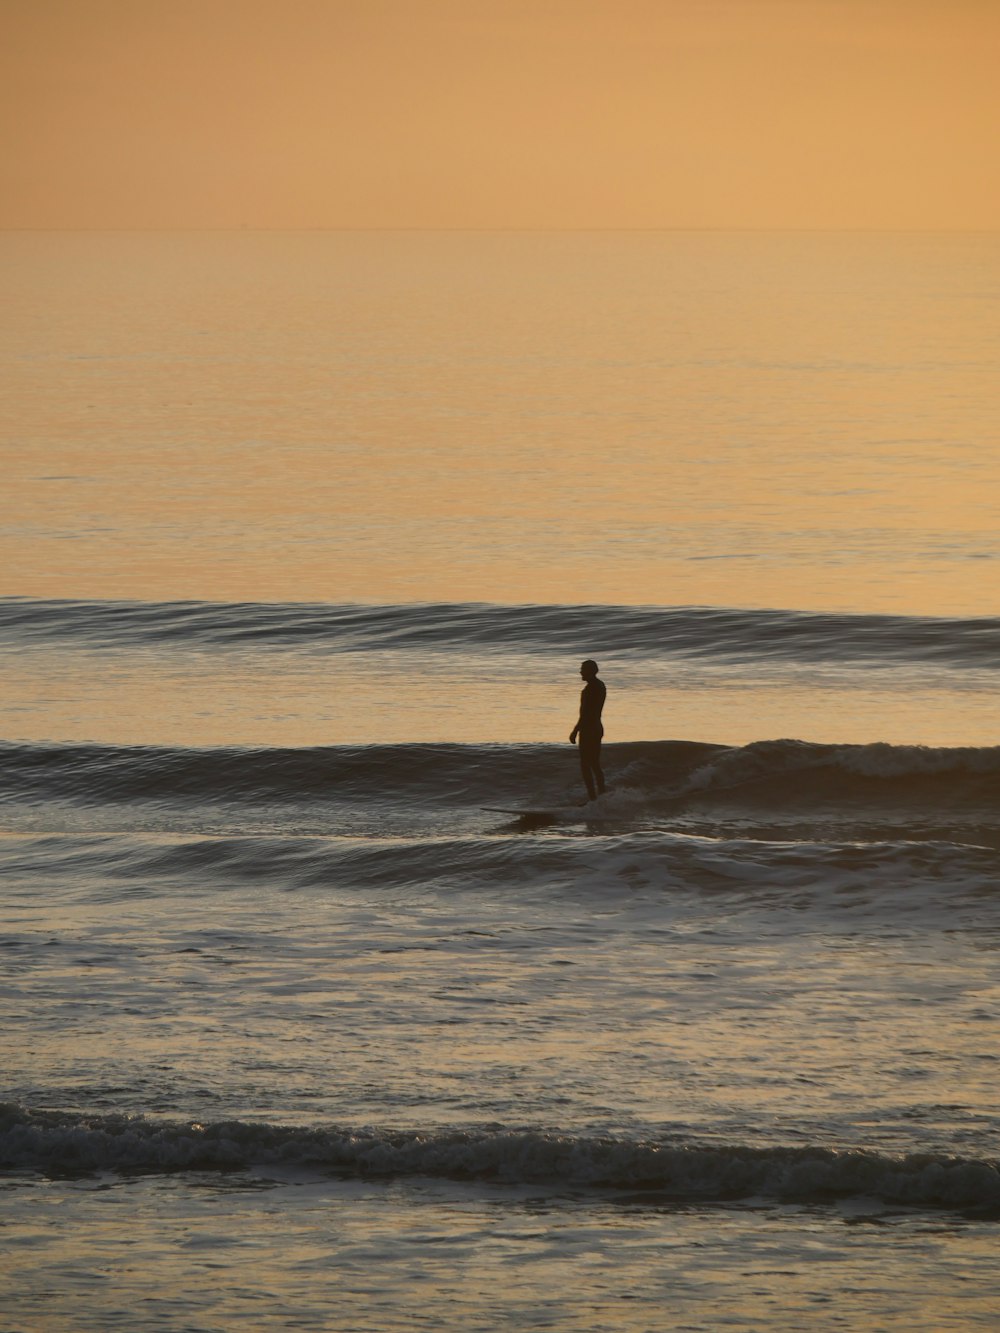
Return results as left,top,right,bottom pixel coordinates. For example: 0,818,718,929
570,659,606,801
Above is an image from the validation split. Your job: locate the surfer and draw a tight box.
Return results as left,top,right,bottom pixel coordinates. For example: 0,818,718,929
570,659,606,801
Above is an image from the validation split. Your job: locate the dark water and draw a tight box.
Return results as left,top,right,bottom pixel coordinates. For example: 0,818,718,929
4,595,999,665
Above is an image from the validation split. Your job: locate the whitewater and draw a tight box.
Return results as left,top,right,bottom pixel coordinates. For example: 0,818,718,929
4,229,1000,1330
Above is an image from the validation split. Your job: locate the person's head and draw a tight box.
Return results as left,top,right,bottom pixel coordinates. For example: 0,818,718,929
580,659,599,681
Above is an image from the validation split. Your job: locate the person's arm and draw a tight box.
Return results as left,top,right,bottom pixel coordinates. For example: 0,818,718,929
570,689,583,743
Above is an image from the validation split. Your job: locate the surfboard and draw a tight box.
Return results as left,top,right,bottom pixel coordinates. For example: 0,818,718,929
482,806,559,817
482,806,588,819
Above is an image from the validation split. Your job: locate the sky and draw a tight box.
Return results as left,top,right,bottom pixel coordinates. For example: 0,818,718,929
2,0,998,230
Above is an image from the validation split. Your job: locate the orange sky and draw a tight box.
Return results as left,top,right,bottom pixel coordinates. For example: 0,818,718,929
2,0,998,229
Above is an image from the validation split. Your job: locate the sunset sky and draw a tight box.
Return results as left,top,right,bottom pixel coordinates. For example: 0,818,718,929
2,0,999,230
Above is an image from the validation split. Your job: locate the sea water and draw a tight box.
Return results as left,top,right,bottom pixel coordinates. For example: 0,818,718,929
2,231,1000,1331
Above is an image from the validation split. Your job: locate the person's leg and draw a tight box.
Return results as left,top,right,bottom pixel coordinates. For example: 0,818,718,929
579,735,599,800
579,747,596,800
592,738,606,796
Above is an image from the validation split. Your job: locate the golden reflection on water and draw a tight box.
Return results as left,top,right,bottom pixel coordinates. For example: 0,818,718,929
4,648,993,747
3,231,998,616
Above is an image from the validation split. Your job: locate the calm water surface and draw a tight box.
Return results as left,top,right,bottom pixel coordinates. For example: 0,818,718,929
4,229,999,614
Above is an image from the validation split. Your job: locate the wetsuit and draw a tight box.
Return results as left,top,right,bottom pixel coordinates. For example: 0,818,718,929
576,677,606,800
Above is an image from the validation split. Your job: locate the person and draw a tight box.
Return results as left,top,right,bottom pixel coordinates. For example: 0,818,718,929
569,659,606,801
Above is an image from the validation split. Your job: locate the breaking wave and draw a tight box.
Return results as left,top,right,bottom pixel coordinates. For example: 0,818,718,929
3,738,998,822
4,1107,998,1212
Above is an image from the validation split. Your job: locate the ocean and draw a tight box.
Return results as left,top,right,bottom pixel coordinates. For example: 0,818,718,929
2,230,1000,1330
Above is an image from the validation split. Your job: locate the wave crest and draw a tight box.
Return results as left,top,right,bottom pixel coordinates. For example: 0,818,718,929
3,597,999,669
4,1107,998,1211
2,739,998,831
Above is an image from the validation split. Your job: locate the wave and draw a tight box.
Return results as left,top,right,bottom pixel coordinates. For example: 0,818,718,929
3,1107,998,1212
3,827,993,902
3,738,998,826
3,597,999,670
